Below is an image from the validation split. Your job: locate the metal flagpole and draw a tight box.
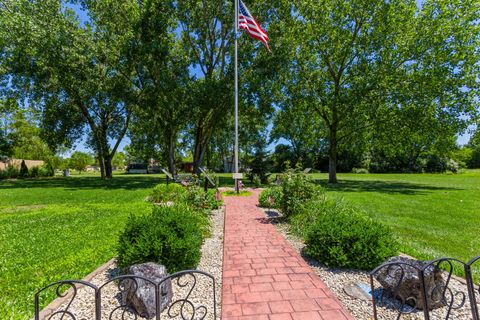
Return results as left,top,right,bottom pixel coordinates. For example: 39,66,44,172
234,0,240,193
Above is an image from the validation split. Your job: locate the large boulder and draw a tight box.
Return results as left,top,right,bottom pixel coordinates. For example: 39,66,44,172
375,256,445,310
122,262,173,319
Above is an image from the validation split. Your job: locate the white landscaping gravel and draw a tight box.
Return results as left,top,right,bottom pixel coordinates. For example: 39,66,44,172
261,208,477,320
44,207,224,320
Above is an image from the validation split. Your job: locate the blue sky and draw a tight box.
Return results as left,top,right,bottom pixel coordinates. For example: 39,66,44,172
66,2,472,156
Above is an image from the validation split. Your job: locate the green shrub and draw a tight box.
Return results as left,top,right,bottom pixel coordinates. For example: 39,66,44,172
19,160,29,178
41,162,55,177
149,184,187,204
304,203,398,270
30,166,40,178
351,167,369,174
3,166,19,179
117,204,207,272
149,183,222,212
258,187,283,209
184,185,222,212
280,170,323,218
252,174,262,188
206,188,222,210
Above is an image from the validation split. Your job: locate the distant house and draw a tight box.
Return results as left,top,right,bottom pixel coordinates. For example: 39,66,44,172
85,165,101,172
0,158,44,171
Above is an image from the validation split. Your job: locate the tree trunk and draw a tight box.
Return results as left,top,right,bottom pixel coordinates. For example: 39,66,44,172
104,156,113,179
98,155,106,180
193,129,208,174
328,125,338,183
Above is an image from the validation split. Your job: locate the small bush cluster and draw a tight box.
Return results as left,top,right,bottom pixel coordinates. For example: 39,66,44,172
118,183,222,272
149,184,187,204
258,187,283,209
279,170,323,218
304,204,398,270
0,163,54,180
148,183,222,211
351,167,369,174
264,169,398,270
117,204,207,272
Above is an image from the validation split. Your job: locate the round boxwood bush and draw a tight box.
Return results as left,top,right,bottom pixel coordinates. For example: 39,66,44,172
258,187,283,209
304,206,398,270
117,203,207,273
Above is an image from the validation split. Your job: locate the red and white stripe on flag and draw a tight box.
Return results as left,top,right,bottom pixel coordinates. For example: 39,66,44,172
238,0,270,51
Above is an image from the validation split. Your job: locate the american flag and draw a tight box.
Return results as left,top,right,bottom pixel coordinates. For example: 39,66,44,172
238,0,270,51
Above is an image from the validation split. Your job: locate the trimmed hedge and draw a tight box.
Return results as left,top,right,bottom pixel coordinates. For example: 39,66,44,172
117,204,208,272
303,202,398,270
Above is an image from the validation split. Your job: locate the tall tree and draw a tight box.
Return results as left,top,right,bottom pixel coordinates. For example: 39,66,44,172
178,0,234,173
279,0,479,182
1,0,177,179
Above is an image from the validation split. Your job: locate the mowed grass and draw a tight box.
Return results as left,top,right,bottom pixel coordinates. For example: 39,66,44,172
0,174,163,319
310,171,480,277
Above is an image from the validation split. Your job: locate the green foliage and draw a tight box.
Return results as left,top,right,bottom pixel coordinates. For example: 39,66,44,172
0,166,19,180
351,168,369,174
68,151,94,173
280,170,323,218
148,183,222,212
252,174,261,188
117,204,206,272
258,187,283,209
246,140,272,185
30,166,40,178
303,201,398,270
184,185,222,212
149,184,188,204
19,160,29,178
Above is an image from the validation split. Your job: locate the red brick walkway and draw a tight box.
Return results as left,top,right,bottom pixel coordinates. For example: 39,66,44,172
221,190,354,320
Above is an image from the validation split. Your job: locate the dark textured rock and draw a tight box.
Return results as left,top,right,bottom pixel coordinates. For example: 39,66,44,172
375,256,445,310
122,262,173,319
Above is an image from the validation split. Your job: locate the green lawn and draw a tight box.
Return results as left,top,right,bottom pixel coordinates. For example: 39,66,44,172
311,171,480,277
1,171,479,318
0,174,163,319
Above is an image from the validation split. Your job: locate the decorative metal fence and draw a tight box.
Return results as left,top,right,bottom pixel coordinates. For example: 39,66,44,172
370,255,480,320
34,270,217,320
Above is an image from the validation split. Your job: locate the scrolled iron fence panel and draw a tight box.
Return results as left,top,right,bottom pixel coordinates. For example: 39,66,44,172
422,258,470,319
370,261,427,320
370,256,480,320
34,270,217,320
466,255,480,320
34,280,99,320
158,270,216,320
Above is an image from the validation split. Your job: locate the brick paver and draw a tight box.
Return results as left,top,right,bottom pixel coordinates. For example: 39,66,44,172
221,190,354,320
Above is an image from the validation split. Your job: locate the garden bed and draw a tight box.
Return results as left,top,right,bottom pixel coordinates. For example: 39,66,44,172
261,208,475,320
41,207,224,319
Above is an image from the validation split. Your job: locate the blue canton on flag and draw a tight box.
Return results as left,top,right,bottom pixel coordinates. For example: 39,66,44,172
238,0,270,51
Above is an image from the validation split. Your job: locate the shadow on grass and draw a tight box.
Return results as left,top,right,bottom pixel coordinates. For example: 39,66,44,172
0,175,164,191
315,179,460,195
